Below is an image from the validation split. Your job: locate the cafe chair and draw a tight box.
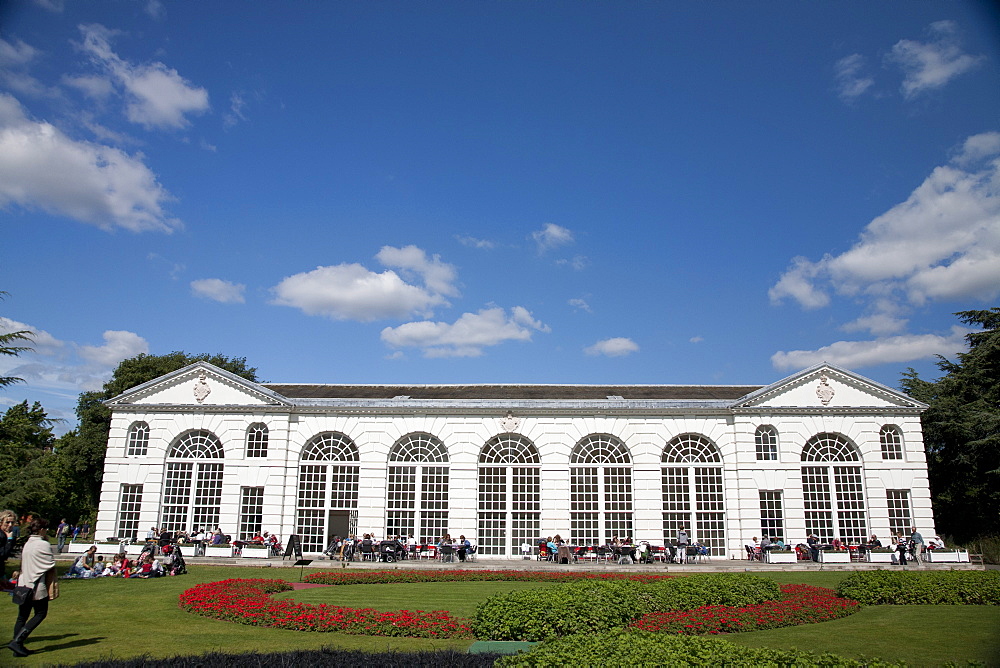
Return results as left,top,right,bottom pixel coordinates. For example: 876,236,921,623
439,545,456,563
466,543,477,562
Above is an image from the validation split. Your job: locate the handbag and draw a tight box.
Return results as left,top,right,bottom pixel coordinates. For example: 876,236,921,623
47,580,59,600
11,585,33,606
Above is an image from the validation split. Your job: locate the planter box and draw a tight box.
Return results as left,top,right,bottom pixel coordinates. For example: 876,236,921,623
241,547,270,559
764,551,798,564
818,550,851,563
67,543,96,554
95,543,122,555
205,546,233,558
925,550,969,563
125,544,147,556
866,551,896,563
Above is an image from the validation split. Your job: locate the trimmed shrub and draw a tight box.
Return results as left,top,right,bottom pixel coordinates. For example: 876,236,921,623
836,569,1000,605
472,573,779,641
495,629,901,667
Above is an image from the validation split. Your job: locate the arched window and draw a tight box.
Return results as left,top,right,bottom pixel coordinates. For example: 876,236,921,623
160,430,224,534
296,432,360,553
126,421,150,457
754,425,778,461
386,433,450,543
478,434,540,556
879,425,903,460
246,423,268,458
570,434,633,544
661,434,725,552
801,432,866,543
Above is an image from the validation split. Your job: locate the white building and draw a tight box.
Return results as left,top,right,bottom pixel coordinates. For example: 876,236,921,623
95,361,932,559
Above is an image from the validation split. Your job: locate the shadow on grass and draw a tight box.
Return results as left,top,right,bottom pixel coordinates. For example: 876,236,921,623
30,633,107,654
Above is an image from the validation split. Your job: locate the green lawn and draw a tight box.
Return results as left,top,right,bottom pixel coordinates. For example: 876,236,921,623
0,564,995,666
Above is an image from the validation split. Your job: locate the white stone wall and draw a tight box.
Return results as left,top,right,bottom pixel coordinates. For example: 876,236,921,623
96,407,934,559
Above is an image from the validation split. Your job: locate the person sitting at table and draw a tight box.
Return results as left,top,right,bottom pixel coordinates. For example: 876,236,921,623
545,536,557,560
831,537,845,550
807,534,820,561
760,536,772,551
457,535,471,562
771,536,785,550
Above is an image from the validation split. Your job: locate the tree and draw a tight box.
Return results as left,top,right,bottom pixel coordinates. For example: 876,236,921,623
58,352,260,520
0,291,33,388
0,401,60,517
900,307,1000,543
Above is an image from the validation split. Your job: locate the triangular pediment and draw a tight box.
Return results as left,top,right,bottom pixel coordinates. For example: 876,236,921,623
733,364,926,410
105,362,290,408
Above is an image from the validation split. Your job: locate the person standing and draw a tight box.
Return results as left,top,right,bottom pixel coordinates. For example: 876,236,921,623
909,527,924,564
9,518,56,657
55,519,68,553
0,510,15,589
677,527,690,564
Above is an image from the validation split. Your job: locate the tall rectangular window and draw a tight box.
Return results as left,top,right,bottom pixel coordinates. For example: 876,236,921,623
759,490,785,542
238,486,264,541
886,490,912,537
116,484,143,541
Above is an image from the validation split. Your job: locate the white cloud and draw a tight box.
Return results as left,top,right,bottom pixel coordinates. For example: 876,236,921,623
770,132,1000,317
271,263,447,322
145,0,165,20
569,298,592,313
223,91,247,129
456,235,496,249
0,37,56,98
0,93,180,232
191,278,246,304
887,21,982,99
771,327,967,371
376,245,459,297
531,223,574,252
78,24,209,130
689,336,704,343
77,330,149,367
0,319,148,394
63,74,114,99
556,255,589,271
381,306,550,358
584,337,639,357
834,54,874,101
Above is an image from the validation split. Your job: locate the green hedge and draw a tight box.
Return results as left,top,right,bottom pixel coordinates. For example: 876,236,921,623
836,570,1000,605
495,629,902,667
473,573,779,641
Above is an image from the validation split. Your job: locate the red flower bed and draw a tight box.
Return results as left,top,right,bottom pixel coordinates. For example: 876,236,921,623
630,584,858,635
178,578,473,638
304,569,671,586
180,575,858,640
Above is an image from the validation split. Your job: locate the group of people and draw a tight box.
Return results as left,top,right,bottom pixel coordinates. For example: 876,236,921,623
323,533,475,562
797,527,927,564
62,544,186,579
140,526,281,555
53,518,91,553
533,531,708,565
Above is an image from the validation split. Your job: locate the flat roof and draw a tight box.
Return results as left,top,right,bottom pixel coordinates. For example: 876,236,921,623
262,384,762,401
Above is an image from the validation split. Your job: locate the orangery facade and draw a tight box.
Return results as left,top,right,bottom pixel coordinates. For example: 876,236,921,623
94,362,934,559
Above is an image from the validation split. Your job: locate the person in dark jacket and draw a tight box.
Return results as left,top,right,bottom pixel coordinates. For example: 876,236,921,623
0,510,15,589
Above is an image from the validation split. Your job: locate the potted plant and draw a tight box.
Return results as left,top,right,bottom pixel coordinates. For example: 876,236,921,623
763,549,797,564
66,539,97,554
866,548,896,563
925,549,969,563
205,543,234,557
241,543,270,559
818,549,851,563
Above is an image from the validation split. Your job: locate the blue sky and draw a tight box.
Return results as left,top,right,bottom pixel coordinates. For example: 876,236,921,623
2,1,999,432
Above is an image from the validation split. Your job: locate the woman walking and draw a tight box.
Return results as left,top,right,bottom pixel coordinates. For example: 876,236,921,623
9,517,56,658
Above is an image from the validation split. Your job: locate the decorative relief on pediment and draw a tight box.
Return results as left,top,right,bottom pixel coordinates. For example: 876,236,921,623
193,371,212,404
498,411,521,432
815,374,835,406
